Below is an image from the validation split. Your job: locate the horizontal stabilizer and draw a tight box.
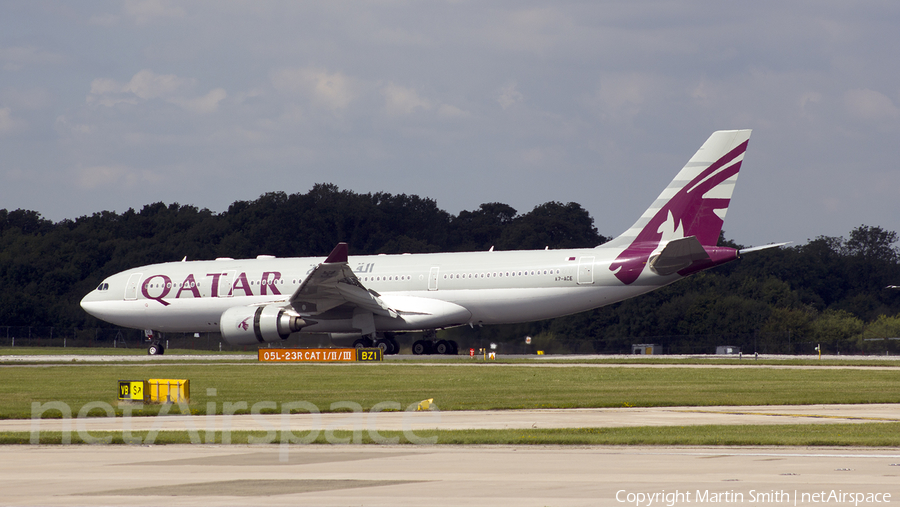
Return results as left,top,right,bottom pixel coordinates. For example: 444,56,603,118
648,236,710,276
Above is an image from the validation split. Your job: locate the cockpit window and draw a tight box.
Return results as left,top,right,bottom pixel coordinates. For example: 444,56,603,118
96,283,110,291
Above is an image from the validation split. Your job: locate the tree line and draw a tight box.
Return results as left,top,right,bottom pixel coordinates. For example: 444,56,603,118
2,184,899,354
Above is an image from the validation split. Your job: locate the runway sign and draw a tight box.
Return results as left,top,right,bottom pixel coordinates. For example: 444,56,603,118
258,348,382,362
117,380,148,401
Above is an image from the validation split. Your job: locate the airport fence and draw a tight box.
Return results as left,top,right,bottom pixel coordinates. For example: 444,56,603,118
465,331,896,356
0,326,250,352
0,326,893,355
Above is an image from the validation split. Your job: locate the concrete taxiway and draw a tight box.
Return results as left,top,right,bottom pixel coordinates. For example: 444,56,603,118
3,354,899,505
3,444,899,506
7,404,900,434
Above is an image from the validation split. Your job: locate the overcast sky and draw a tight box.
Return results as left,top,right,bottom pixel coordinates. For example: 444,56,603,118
1,1,898,248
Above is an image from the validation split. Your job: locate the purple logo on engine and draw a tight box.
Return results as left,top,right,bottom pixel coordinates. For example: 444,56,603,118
238,317,250,331
609,140,748,285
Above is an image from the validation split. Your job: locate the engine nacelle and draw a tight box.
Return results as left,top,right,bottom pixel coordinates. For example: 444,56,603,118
220,305,306,345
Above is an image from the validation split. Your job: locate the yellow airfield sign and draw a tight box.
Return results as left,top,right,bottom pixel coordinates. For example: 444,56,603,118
258,348,382,362
118,380,148,401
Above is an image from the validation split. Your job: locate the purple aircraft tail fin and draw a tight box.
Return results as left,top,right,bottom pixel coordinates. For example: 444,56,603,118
606,130,752,285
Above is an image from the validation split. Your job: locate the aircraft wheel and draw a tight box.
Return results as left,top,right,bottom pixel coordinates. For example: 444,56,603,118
353,337,373,349
387,336,400,355
435,340,451,355
412,340,431,355
375,338,393,354
448,340,459,355
148,342,164,355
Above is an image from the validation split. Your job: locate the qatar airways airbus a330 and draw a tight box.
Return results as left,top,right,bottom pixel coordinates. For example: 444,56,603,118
81,130,781,355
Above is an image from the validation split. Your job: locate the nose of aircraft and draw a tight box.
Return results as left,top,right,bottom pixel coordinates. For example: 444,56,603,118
80,294,95,316
80,289,105,319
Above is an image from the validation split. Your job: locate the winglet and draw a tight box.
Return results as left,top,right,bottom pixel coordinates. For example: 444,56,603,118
324,243,349,264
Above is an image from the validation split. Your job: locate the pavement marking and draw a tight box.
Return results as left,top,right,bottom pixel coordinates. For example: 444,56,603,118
83,479,424,497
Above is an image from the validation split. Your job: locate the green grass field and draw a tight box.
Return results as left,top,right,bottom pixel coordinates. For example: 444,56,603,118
3,362,900,417
3,346,900,366
4,357,899,446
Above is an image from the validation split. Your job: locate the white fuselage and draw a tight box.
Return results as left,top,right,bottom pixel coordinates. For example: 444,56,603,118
80,246,672,334
79,130,754,340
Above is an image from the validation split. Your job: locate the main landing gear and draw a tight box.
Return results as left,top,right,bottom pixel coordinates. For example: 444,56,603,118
349,332,459,355
411,339,458,355
353,332,400,355
412,330,458,355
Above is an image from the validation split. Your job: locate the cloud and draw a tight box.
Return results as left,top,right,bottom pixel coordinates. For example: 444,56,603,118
0,45,63,71
487,7,575,55
843,88,899,121
89,78,125,96
173,88,227,114
75,165,161,189
588,73,663,122
4,1,900,247
597,74,653,109
382,83,431,116
123,0,186,25
88,12,119,26
124,69,193,100
54,115,92,136
271,67,357,111
380,83,470,119
1,87,52,110
437,104,471,119
799,91,824,110
87,69,224,113
498,84,523,109
0,107,17,135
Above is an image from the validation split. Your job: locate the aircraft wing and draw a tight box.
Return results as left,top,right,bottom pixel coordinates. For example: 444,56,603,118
289,243,398,318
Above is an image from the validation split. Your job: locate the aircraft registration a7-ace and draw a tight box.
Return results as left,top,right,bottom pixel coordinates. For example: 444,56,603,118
82,130,784,355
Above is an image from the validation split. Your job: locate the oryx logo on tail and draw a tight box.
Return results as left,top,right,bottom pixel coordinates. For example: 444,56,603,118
608,130,751,285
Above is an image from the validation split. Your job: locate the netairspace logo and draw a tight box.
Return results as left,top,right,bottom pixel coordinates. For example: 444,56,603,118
30,397,441,463
616,489,892,506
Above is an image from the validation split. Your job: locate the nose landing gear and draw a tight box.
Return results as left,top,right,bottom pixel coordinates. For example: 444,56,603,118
144,330,164,355
147,341,165,355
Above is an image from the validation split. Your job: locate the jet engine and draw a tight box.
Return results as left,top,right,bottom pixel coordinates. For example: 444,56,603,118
220,305,306,345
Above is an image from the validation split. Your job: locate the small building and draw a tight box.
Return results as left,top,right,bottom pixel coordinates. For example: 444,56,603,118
716,345,741,355
632,344,662,355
